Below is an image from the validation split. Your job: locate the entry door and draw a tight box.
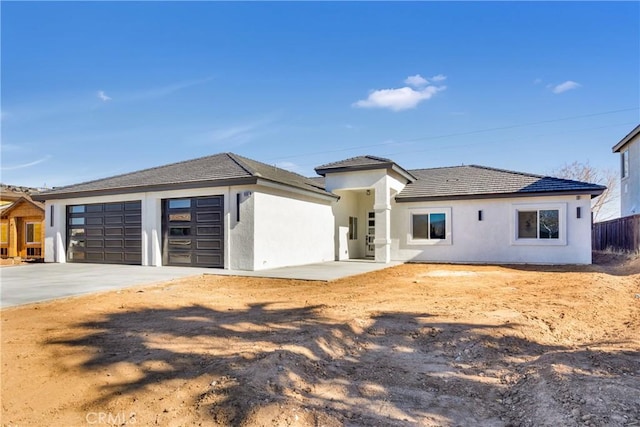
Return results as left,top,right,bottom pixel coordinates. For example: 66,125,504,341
365,211,375,258
162,196,224,268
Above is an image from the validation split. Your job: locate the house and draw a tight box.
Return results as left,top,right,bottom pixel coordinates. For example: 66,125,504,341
1,185,46,259
612,124,640,217
33,153,605,269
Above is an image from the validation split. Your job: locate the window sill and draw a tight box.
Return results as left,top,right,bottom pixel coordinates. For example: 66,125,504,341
407,238,452,246
511,238,566,246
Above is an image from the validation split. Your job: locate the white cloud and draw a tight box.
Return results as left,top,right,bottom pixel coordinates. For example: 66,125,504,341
97,91,112,102
430,74,447,82
353,85,446,112
404,74,429,87
1,155,52,171
551,80,581,94
130,76,214,101
208,117,276,146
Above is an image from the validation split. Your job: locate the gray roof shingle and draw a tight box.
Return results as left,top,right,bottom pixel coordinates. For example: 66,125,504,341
35,153,336,200
395,165,606,201
315,155,416,181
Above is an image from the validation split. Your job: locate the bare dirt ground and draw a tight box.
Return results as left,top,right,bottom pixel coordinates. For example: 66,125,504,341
2,253,639,427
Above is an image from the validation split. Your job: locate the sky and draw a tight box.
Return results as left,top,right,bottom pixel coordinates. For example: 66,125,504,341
1,1,639,204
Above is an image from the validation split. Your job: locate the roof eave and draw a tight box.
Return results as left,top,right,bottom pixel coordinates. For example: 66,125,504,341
315,162,416,183
32,177,259,201
395,188,606,203
0,197,45,217
612,124,640,152
256,178,339,201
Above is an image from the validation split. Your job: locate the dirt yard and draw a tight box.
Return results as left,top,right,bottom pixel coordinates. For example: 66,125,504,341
2,254,639,427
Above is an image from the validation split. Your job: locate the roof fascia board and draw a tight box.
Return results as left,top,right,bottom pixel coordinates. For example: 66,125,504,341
256,178,339,202
32,177,259,201
612,124,640,152
395,189,605,203
0,197,45,217
316,163,416,182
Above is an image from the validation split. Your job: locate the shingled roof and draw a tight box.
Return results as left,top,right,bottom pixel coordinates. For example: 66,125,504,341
34,153,336,200
395,165,606,202
315,155,416,182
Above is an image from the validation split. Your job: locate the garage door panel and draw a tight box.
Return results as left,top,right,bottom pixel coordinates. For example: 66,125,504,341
67,201,141,265
163,196,224,268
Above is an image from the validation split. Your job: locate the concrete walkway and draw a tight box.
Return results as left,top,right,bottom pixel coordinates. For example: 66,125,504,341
0,260,401,308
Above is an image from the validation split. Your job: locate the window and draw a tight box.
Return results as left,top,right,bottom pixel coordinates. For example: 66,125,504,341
408,208,452,245
621,150,629,179
512,203,566,246
412,213,446,240
0,223,7,244
517,210,559,239
26,222,42,244
169,199,191,209
69,205,85,214
348,217,358,240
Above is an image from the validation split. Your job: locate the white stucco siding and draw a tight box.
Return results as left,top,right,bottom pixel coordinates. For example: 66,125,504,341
391,195,594,264
252,189,334,270
620,138,640,217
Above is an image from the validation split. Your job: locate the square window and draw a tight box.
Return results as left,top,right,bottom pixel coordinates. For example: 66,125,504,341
408,208,451,245
512,204,566,246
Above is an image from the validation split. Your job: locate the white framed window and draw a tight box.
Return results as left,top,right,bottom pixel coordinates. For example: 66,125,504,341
25,222,42,245
348,216,358,240
621,149,629,179
511,203,566,246
407,207,452,245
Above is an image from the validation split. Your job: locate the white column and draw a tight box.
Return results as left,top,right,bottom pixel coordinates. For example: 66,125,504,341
143,194,162,267
373,178,391,263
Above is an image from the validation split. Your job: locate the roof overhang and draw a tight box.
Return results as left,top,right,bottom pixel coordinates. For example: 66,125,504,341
612,124,640,152
315,163,417,183
32,177,259,201
395,188,606,203
0,197,45,218
32,176,338,202
256,178,339,202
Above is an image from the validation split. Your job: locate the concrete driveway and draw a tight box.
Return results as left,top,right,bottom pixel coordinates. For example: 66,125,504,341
1,261,400,308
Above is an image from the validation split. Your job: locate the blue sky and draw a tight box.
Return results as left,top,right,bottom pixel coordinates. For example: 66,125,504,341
1,1,639,194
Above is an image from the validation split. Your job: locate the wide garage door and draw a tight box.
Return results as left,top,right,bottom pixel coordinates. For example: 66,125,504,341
67,201,142,264
162,196,224,268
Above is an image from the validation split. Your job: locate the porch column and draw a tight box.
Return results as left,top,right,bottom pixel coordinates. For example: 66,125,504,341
373,179,391,263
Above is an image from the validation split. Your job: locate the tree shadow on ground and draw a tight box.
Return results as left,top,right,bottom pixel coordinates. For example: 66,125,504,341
50,303,640,426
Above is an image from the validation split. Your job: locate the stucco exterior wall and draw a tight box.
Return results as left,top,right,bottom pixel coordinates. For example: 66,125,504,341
391,195,594,264
620,137,640,217
252,189,334,270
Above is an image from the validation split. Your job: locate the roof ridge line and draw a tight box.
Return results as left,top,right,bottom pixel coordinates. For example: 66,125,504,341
226,153,258,177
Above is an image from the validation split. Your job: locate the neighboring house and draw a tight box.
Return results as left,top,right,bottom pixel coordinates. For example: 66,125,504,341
33,153,605,269
1,185,46,259
612,124,640,217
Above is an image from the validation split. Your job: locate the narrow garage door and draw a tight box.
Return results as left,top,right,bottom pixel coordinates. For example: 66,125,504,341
162,196,224,268
67,201,142,264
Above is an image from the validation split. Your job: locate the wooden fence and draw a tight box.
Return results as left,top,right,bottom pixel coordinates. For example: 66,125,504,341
592,214,640,253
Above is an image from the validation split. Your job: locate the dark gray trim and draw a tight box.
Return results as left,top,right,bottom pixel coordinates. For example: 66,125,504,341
395,189,605,203
315,163,416,182
612,124,640,153
32,177,258,201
